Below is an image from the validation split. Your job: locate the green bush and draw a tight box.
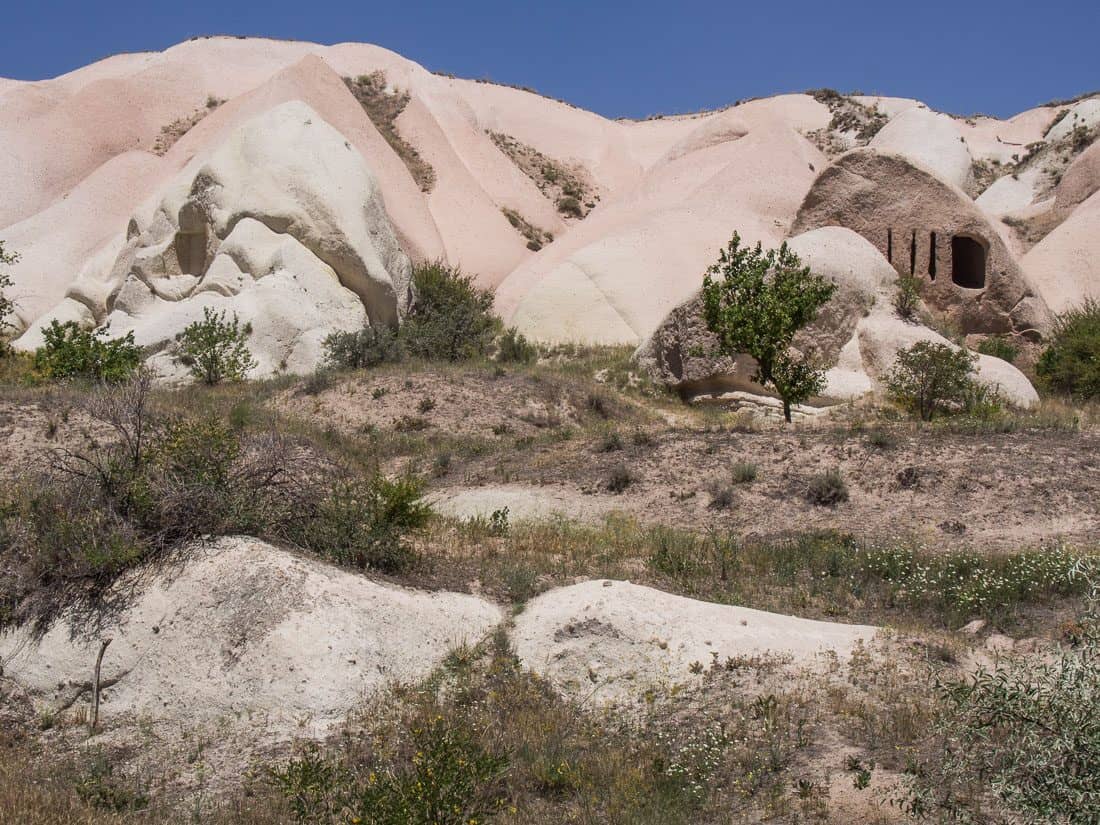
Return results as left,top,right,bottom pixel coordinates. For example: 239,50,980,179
731,461,758,484
1037,299,1100,400
401,262,499,362
33,321,142,383
897,567,1100,823
0,241,18,357
175,307,257,385
886,341,977,421
893,274,922,321
556,196,584,218
805,469,848,507
323,324,403,370
292,476,431,573
977,334,1018,364
496,326,538,364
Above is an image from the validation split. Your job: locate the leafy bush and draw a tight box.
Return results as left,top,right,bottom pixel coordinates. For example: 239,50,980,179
1037,299,1100,400
886,341,976,421
0,241,18,356
33,321,142,383
174,307,257,384
897,566,1100,822
701,232,836,422
893,274,922,321
805,469,848,507
323,324,403,369
977,334,1018,364
291,476,430,573
496,326,538,364
401,262,499,362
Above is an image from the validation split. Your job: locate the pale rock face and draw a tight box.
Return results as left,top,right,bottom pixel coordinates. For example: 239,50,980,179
869,108,974,191
1044,98,1100,143
0,537,502,737
513,579,875,703
635,227,1040,408
1023,189,1100,314
15,101,412,379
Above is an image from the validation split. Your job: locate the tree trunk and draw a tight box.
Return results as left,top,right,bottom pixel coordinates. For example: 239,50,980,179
783,399,792,423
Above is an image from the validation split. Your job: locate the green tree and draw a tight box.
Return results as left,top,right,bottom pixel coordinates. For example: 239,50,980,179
34,321,142,383
886,341,976,421
0,240,19,356
701,232,836,422
400,262,499,362
175,307,257,385
1036,299,1100,401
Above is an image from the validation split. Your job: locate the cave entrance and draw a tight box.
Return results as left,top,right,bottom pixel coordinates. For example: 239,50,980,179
175,202,209,277
951,235,986,289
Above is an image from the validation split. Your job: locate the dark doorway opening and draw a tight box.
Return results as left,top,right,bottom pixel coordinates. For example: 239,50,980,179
951,236,986,289
928,232,937,280
909,231,917,275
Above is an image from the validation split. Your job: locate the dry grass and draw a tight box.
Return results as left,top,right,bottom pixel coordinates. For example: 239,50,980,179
344,72,436,192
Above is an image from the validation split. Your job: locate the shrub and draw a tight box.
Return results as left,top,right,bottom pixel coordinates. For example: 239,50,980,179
977,334,1018,364
1037,299,1100,400
886,341,976,421
701,232,836,422
805,469,848,507
556,196,584,218
292,476,430,573
33,321,142,383
606,463,637,493
401,262,499,362
496,326,538,364
893,274,922,321
323,324,403,370
175,307,257,384
897,567,1100,823
417,395,436,414
731,461,758,484
596,430,623,452
0,241,18,356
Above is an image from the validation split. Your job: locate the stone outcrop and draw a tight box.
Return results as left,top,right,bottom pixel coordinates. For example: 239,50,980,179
792,149,1053,340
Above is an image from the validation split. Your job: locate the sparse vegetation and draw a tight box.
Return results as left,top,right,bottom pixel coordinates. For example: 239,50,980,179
701,232,837,422
496,326,538,364
977,334,1019,364
893,273,923,321
805,468,848,507
489,131,593,217
1037,299,1100,400
344,72,436,192
501,207,554,251
34,321,143,383
323,324,404,369
886,341,977,421
174,307,257,385
0,240,18,356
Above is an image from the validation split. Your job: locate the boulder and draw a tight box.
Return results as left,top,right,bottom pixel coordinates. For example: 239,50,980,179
869,108,973,191
512,579,875,703
0,537,501,736
792,149,1053,339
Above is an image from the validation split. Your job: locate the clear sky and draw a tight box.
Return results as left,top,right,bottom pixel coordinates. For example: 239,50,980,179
4,0,1098,119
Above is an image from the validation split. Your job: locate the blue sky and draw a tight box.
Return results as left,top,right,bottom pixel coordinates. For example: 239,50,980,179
4,0,1098,119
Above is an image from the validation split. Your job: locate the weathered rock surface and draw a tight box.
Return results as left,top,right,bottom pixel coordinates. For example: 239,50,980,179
793,149,1053,339
513,579,876,703
0,537,501,736
869,107,973,191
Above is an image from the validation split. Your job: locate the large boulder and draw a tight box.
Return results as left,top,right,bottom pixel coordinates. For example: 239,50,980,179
1022,189,1100,315
16,101,413,379
513,579,875,703
868,108,973,191
792,149,1052,339
635,226,1040,408
0,537,501,736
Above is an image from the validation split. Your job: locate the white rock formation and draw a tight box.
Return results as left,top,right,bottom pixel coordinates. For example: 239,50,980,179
869,107,973,190
0,537,501,736
513,579,875,703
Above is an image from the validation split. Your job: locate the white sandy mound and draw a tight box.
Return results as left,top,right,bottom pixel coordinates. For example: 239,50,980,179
869,107,973,190
512,580,875,702
0,537,502,736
